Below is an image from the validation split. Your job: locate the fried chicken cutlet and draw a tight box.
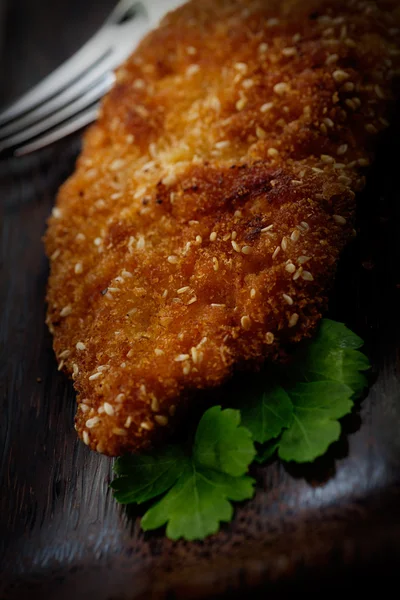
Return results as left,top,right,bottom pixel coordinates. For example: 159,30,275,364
45,0,400,455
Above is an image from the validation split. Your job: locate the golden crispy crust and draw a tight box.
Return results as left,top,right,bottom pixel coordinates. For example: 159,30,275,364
45,0,400,455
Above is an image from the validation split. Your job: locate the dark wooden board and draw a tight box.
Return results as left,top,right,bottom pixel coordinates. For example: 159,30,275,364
1,1,400,598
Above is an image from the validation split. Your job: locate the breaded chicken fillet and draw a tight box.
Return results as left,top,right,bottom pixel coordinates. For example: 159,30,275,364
45,0,400,455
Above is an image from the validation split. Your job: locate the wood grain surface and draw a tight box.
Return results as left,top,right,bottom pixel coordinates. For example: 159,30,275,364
1,1,400,598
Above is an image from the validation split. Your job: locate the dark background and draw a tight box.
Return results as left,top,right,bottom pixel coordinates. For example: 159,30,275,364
1,1,400,598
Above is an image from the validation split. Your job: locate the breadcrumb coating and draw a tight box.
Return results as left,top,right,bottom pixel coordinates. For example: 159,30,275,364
45,0,400,455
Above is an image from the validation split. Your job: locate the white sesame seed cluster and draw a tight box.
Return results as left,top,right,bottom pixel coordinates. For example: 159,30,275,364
45,0,400,455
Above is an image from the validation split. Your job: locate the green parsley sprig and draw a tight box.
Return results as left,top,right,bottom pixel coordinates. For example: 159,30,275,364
111,320,369,540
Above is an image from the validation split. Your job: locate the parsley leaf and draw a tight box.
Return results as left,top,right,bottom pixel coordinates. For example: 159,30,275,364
292,319,370,396
239,383,293,444
111,445,186,504
112,406,256,540
194,406,255,475
142,462,254,540
278,381,354,462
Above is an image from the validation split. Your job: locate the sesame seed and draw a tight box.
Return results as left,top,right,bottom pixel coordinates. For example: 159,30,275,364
300,221,310,230
241,245,252,254
241,315,251,330
94,237,102,246
82,431,90,445
115,394,125,403
57,360,64,371
136,236,145,250
358,158,370,167
72,364,79,377
140,421,152,431
375,84,385,99
265,332,274,344
177,286,190,294
211,303,226,307
273,82,290,95
210,231,217,241
155,415,169,426
285,263,296,274
162,172,177,186
86,417,100,429
155,348,164,356
231,240,241,252
258,42,268,53
215,140,230,149
281,237,288,251
282,46,297,57
260,102,273,113
182,363,191,375
108,287,120,293
291,229,300,242
50,249,61,260
323,117,334,128
121,270,133,278
236,97,247,111
151,396,160,412
59,349,70,359
124,416,132,428
234,210,242,218
175,354,190,362
234,62,248,73
345,99,356,111
267,18,279,26
76,342,86,351
338,175,351,185
191,347,198,363
298,255,311,264
79,403,89,413
268,147,279,159
167,255,178,264
104,402,114,416
187,296,197,305
250,288,256,299
292,33,301,43
74,262,83,274
113,428,128,436
289,313,299,328
261,224,274,233
293,267,303,281
52,207,62,218
242,78,254,89
88,372,103,381
342,81,355,92
333,214,347,224
98,406,104,414
301,271,314,281
213,257,219,271
337,144,348,156
321,154,334,164
110,159,125,171
365,124,378,134
186,64,200,76
256,126,267,139
332,69,349,83
283,293,293,305
325,53,338,65
76,233,85,242
231,231,237,240
272,246,280,259
195,235,202,244
60,305,72,317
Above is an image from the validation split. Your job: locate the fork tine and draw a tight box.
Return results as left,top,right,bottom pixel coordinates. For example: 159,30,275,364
0,74,114,153
0,30,113,125
0,0,142,125
0,53,117,139
14,106,100,157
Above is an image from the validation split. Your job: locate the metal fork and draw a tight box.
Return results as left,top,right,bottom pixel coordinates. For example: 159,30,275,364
0,0,183,157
